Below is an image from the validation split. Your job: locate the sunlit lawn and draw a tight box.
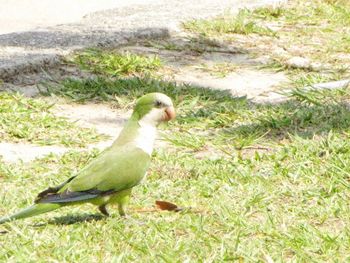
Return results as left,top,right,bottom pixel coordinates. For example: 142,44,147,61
1,0,350,261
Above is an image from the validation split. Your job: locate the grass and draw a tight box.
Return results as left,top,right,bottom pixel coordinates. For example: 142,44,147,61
42,75,246,107
0,92,103,147
290,71,347,88
44,74,350,150
2,0,350,261
253,0,350,68
183,9,276,37
2,85,350,261
72,49,162,77
183,0,350,85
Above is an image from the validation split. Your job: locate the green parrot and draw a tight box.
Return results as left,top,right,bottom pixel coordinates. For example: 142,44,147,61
0,92,175,224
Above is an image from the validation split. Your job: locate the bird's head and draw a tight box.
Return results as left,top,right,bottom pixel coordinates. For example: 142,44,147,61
132,93,176,126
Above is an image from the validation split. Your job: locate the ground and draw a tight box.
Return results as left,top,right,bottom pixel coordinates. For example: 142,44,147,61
1,0,350,262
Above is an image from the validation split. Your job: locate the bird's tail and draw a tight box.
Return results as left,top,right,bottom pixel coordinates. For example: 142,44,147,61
0,203,61,224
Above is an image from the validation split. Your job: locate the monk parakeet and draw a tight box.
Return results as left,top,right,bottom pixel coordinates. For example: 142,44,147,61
0,92,175,224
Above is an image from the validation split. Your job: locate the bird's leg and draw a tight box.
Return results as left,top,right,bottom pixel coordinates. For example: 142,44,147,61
118,203,127,217
98,204,110,216
117,190,131,217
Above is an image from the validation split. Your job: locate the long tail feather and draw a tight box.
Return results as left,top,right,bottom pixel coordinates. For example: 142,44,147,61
0,203,61,224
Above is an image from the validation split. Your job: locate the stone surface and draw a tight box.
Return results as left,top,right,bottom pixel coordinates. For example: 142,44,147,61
122,43,288,102
286,56,311,69
52,103,129,137
0,0,159,34
0,0,288,162
0,101,170,162
174,69,287,100
0,142,67,163
0,0,285,82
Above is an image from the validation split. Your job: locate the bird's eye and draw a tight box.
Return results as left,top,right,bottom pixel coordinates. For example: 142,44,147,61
155,101,162,107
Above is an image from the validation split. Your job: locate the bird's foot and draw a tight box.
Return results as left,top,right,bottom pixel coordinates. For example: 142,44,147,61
98,205,110,216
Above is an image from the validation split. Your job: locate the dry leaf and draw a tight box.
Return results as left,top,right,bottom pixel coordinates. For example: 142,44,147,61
155,200,183,212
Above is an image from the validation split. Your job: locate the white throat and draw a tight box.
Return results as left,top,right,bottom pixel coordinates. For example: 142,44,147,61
134,109,161,155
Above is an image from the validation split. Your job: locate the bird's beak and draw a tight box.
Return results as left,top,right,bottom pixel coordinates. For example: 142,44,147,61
164,106,176,121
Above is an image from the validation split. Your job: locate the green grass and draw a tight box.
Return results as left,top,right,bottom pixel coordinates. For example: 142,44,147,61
252,0,350,66
183,9,276,37
183,0,350,84
2,85,350,261
42,75,246,106
290,71,348,88
44,75,350,150
2,0,350,261
250,5,286,19
274,0,350,27
73,49,162,77
0,92,104,147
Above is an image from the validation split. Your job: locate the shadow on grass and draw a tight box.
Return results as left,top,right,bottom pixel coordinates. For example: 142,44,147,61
41,73,350,148
47,213,105,225
222,100,350,142
31,30,350,146
141,34,248,57
0,214,105,233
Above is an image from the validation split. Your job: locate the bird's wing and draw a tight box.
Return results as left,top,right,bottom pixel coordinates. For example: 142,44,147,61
36,146,150,204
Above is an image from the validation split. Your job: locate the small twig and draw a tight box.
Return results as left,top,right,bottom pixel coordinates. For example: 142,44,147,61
242,146,271,151
9,94,37,111
131,207,208,215
131,208,159,213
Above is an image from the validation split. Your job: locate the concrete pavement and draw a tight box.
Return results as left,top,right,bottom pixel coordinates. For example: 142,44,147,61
0,0,284,82
0,0,160,35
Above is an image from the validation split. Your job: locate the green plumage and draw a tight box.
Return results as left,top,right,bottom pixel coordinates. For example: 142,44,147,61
0,204,62,223
0,93,174,224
